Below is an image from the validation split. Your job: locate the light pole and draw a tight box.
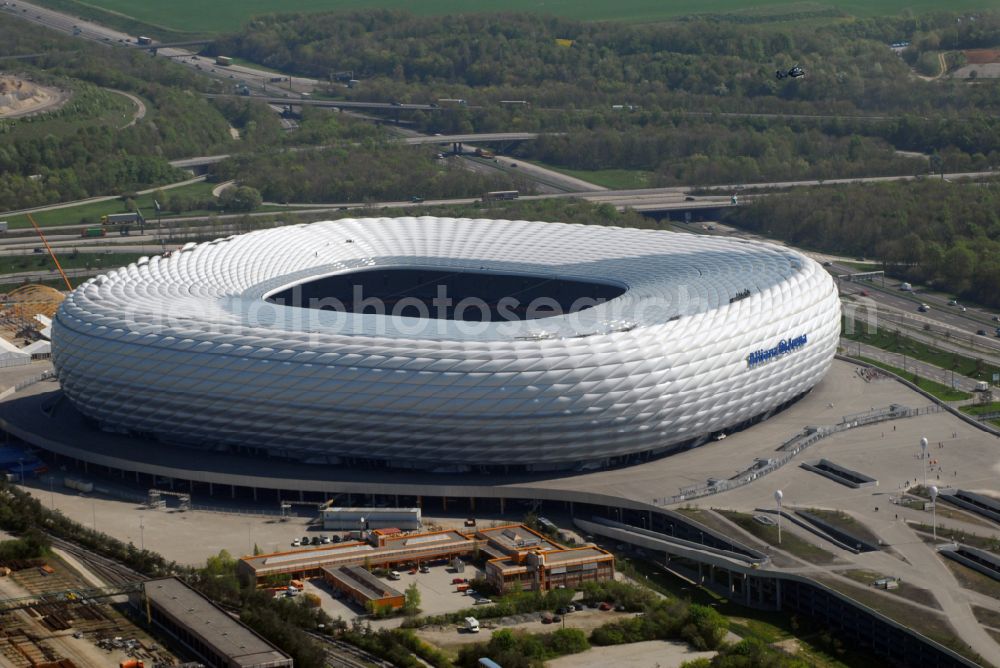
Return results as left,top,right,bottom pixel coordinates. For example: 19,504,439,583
139,515,145,551
92,499,97,532
930,485,939,542
774,490,784,545
920,437,928,489
248,522,253,554
18,458,24,484
48,475,54,509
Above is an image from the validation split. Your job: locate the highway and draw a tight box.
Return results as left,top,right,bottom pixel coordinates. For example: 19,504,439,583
2,0,319,96
167,132,548,169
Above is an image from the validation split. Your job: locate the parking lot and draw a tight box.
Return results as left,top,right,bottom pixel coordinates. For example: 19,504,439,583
293,560,486,626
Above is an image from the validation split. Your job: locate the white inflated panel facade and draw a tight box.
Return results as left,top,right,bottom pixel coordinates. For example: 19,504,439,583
51,217,840,471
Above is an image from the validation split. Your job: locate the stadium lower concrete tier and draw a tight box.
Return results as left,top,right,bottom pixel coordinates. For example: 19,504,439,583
0,360,971,511
50,217,840,472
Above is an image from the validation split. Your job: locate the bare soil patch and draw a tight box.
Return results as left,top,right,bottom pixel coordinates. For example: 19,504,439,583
963,49,1000,64
0,75,69,119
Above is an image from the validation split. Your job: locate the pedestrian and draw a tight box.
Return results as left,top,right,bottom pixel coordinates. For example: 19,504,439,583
893,425,896,432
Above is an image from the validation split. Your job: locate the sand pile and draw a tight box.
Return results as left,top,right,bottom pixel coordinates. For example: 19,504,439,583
0,75,62,117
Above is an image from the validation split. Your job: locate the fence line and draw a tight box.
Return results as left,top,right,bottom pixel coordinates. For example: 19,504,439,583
655,403,935,507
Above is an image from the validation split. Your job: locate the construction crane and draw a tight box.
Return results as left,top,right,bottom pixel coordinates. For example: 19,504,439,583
26,213,72,291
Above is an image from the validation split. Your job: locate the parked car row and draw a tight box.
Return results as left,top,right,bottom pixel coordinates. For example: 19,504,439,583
291,534,347,547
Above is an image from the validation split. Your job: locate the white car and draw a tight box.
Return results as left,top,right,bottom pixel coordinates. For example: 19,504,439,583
291,539,301,547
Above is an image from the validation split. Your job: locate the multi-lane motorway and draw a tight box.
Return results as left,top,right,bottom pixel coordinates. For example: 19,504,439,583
2,0,318,95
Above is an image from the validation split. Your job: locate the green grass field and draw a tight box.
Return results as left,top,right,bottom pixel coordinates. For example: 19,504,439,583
1,252,146,277
857,356,972,401
34,0,1000,35
844,320,1000,385
4,181,218,230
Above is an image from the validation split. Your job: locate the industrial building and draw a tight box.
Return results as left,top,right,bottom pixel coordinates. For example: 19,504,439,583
50,217,840,473
322,565,405,612
132,577,292,668
474,525,615,593
485,546,616,593
238,524,614,595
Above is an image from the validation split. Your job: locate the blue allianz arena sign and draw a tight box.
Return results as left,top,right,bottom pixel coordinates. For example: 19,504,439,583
746,334,808,368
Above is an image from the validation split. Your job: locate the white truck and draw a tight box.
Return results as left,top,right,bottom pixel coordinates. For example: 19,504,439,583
899,282,913,292
974,381,989,392
464,617,480,633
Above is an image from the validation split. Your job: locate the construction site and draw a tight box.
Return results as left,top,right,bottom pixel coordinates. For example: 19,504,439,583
0,546,178,668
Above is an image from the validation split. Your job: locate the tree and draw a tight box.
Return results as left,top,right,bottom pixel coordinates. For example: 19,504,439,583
403,581,421,614
219,185,263,212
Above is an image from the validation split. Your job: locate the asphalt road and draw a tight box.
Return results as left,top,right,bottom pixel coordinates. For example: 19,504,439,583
3,0,318,96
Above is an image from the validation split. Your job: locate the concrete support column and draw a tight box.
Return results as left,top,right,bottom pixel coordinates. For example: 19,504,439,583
135,471,140,483
470,497,475,511
299,490,304,502
499,497,505,514
416,495,422,508
252,487,257,501
231,485,236,499
442,496,447,511
208,482,213,496
395,494,400,507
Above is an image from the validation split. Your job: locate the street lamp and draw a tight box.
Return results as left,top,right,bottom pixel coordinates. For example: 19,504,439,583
18,458,24,484
920,437,928,488
139,515,145,551
774,490,784,545
930,485,938,542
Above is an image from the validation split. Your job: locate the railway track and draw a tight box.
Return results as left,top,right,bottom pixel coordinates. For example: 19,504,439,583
309,633,395,668
47,535,146,587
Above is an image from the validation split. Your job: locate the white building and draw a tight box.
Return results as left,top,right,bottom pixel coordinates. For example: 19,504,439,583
322,507,421,530
51,217,840,472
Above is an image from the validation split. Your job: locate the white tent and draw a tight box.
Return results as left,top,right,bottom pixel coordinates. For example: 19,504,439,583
33,314,52,340
22,340,50,358
0,337,30,368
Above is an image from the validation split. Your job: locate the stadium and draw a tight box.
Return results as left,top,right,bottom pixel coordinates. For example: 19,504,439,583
50,217,840,473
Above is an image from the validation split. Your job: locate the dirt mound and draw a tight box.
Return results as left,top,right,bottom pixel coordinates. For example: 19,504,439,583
0,75,65,118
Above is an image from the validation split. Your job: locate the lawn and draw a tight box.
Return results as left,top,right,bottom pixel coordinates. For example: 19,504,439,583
845,323,1000,386
811,574,983,665
960,401,1000,416
2,252,146,277
941,557,1000,602
32,0,1000,35
802,508,882,548
857,356,972,402
840,569,940,610
972,605,1000,630
3,181,218,230
0,276,89,293
716,509,838,565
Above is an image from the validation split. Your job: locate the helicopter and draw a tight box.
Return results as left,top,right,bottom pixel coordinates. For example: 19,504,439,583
775,65,805,80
